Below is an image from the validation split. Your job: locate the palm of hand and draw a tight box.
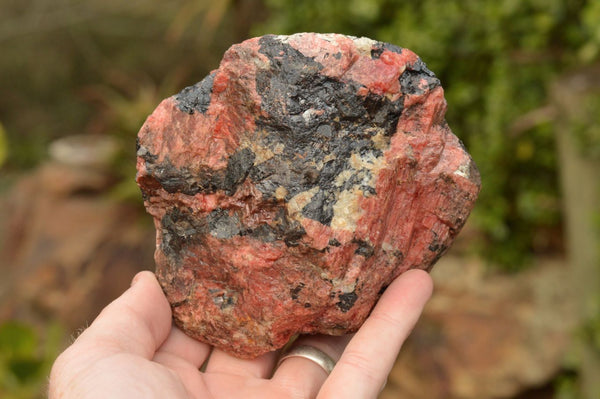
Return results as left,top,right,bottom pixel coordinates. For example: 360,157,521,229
49,270,431,399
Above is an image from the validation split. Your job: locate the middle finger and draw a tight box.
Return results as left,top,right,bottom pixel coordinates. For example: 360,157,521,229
271,334,351,398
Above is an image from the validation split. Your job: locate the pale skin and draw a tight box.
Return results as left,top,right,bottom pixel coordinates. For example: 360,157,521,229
49,269,432,399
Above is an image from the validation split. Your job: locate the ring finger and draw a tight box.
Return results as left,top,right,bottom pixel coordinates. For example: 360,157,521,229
271,334,351,398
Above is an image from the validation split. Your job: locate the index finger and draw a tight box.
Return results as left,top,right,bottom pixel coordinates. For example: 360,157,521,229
317,269,433,399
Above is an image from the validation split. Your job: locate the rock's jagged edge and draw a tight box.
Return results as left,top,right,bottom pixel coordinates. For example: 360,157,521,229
136,33,481,358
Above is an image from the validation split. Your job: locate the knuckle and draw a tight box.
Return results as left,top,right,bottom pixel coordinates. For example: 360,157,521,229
339,349,384,386
369,310,405,330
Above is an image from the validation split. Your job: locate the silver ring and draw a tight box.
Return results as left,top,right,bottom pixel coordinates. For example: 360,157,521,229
277,345,336,375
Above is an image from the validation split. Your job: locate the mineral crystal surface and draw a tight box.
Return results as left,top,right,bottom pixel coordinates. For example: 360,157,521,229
136,33,481,358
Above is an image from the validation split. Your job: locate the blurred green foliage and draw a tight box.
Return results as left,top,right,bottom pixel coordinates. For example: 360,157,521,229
257,0,600,268
555,373,582,399
0,321,63,399
0,0,263,202
0,122,7,168
0,0,249,169
555,293,600,399
570,92,600,159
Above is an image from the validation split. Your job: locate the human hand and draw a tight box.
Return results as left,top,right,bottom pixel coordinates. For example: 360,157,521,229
49,269,432,399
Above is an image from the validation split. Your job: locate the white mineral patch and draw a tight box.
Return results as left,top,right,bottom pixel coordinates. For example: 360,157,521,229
243,139,274,164
331,188,363,231
370,129,389,150
352,36,377,57
275,186,288,200
454,162,471,179
350,152,387,186
287,187,319,221
334,169,355,187
302,108,320,124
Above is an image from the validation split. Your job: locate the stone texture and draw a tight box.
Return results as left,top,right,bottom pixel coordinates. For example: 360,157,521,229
136,33,481,358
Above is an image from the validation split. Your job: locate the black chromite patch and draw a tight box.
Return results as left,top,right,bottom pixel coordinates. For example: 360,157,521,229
370,41,403,59
138,147,255,197
336,291,359,312
400,58,440,96
144,35,442,254
249,35,406,226
175,72,216,114
160,204,308,259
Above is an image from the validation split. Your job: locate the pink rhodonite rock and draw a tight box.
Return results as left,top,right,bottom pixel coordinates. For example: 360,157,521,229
136,33,481,358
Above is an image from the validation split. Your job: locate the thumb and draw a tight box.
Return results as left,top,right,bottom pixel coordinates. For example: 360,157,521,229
75,271,172,359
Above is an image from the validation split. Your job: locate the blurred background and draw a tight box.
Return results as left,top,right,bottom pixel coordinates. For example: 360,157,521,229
0,0,599,398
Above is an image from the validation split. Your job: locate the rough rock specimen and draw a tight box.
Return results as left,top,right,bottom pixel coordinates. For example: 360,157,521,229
136,33,481,358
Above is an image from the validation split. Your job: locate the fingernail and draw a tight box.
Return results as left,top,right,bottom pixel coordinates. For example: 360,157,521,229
131,272,143,287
